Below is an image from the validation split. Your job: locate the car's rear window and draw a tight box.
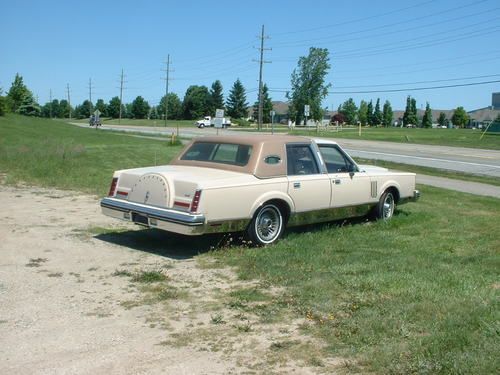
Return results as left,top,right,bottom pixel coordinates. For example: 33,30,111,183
181,142,252,166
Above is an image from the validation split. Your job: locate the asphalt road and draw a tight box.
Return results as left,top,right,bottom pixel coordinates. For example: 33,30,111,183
73,123,500,178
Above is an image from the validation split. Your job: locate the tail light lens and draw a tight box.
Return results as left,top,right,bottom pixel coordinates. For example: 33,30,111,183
108,177,118,197
190,190,202,213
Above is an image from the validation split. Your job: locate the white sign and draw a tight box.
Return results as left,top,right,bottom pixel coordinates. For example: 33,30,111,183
94,109,101,117
213,117,223,128
215,109,224,118
304,105,310,117
270,110,275,117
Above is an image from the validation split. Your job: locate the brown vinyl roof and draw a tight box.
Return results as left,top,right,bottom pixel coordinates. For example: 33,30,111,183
170,135,312,178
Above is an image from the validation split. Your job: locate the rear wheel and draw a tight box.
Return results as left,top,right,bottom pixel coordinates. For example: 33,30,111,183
373,190,395,220
247,204,284,246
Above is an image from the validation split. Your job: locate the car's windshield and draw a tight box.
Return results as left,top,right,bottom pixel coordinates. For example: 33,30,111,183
181,142,252,166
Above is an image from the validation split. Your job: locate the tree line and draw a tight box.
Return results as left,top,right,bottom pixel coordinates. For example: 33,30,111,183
335,95,470,128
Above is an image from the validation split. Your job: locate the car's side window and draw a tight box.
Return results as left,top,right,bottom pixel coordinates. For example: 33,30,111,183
286,144,320,175
318,145,352,173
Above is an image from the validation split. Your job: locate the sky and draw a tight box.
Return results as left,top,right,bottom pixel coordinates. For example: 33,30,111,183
1,0,499,112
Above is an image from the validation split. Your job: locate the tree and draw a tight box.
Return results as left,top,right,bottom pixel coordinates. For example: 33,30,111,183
422,102,433,128
331,112,345,124
0,88,7,116
358,100,368,126
373,98,382,126
339,98,358,125
95,99,107,117
437,112,447,127
403,96,418,126
367,100,374,126
226,79,248,119
59,99,71,118
158,93,183,120
7,73,31,112
382,100,393,127
149,106,159,120
183,86,211,120
107,97,122,118
287,47,331,124
74,100,93,119
17,91,41,116
131,96,150,119
451,106,468,128
252,84,273,123
209,80,224,116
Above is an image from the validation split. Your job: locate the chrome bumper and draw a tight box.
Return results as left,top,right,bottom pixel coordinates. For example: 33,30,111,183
100,197,206,235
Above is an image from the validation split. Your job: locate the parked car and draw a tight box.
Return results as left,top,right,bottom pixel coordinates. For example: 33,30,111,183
101,135,420,246
195,116,231,128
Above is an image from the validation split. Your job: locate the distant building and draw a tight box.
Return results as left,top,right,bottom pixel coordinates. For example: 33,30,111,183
492,92,500,110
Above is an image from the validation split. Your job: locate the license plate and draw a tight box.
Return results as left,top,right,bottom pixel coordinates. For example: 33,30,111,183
132,213,149,225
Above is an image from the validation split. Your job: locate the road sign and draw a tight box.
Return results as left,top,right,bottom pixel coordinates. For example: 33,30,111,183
215,109,224,118
213,117,223,128
304,105,310,117
94,109,101,117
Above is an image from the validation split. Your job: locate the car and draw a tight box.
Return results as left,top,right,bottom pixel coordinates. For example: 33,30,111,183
100,135,420,246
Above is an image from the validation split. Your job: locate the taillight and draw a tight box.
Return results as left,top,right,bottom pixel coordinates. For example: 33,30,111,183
108,177,118,197
190,190,202,213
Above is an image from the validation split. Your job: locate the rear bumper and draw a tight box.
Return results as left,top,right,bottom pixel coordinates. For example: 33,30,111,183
101,197,206,235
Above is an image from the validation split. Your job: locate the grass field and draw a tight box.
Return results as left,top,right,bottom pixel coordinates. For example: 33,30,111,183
207,187,500,373
73,117,196,128
1,114,499,373
0,115,182,196
232,124,500,150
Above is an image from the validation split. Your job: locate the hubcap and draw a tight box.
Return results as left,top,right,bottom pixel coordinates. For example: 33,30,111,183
383,193,394,219
256,205,281,243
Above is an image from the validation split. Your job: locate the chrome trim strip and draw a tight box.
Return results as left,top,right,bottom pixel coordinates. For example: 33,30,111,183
100,197,205,226
288,204,374,227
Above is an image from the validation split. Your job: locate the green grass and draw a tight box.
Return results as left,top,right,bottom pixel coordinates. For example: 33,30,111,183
289,126,500,150
354,158,500,187
207,186,500,373
73,117,197,128
0,114,182,196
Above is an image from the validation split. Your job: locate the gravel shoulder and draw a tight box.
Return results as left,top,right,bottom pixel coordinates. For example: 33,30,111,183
0,185,341,374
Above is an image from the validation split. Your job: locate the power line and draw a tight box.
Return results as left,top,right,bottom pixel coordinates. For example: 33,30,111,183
269,79,500,95
161,55,174,129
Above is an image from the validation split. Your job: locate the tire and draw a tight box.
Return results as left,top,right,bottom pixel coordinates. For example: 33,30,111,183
198,124,204,128
247,203,284,246
373,190,396,220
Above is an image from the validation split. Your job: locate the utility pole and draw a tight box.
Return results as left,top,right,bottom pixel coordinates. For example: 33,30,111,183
66,83,72,119
118,69,126,124
49,89,53,118
254,24,271,131
162,55,174,130
88,77,94,115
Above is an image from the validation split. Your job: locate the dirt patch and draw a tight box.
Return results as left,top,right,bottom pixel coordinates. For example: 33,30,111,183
0,185,342,374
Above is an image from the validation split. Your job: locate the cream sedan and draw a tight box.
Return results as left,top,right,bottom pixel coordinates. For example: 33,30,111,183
101,135,419,246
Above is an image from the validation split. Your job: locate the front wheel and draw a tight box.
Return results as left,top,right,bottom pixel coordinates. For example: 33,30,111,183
247,204,284,246
373,190,396,220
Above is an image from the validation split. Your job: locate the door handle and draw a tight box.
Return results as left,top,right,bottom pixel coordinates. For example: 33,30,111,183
293,182,301,189
333,179,341,185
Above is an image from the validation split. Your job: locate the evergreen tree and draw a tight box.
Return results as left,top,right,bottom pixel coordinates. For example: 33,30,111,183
287,47,331,124
226,79,248,119
209,80,224,116
183,85,211,120
131,96,150,119
7,73,31,112
17,91,41,116
382,100,393,127
403,96,418,126
410,97,418,126
373,98,382,126
358,100,368,126
437,112,447,127
367,100,374,126
422,102,433,128
339,98,358,125
252,84,273,123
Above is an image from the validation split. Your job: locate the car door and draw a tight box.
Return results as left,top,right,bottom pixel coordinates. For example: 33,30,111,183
286,143,331,212
317,144,372,208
